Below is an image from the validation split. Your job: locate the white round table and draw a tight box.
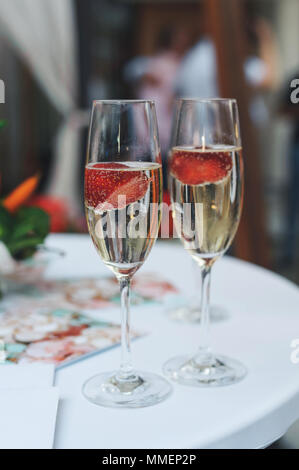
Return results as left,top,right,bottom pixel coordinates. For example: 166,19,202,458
47,234,299,449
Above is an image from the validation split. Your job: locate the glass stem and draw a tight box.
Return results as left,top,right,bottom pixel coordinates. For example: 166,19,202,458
194,264,212,363
190,258,200,312
118,276,134,380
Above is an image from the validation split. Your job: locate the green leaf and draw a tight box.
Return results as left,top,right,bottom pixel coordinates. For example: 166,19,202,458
7,236,45,259
0,205,14,243
14,207,50,239
0,205,50,261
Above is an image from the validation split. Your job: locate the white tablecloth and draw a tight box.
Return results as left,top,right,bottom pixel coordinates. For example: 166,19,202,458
46,234,299,449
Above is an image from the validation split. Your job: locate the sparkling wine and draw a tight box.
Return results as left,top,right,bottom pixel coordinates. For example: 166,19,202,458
169,146,243,265
85,161,162,277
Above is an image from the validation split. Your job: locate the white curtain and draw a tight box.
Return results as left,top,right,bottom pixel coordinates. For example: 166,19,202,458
0,0,84,215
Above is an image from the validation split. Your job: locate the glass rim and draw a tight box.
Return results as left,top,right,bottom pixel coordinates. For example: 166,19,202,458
176,97,237,104
92,99,155,105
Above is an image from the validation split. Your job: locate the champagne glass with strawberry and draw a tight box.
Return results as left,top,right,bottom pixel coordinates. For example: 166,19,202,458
83,100,172,407
163,98,247,386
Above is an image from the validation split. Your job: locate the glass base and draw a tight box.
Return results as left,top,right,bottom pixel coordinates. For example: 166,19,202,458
168,304,229,323
163,354,247,387
82,370,172,408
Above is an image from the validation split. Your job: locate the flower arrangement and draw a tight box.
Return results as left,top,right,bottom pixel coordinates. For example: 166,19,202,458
0,174,50,263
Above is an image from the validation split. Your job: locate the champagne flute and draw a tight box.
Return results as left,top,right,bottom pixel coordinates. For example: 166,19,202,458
83,100,172,407
163,98,247,386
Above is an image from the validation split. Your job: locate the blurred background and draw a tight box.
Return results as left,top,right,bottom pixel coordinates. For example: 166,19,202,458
0,0,299,285
0,0,299,448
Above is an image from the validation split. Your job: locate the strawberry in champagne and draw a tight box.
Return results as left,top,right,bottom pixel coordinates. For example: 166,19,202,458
170,146,243,265
85,161,162,277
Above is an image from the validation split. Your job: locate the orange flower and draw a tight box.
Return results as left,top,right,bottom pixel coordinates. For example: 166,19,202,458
3,174,40,212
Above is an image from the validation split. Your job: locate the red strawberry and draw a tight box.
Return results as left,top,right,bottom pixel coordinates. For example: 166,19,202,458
170,148,232,185
85,162,149,212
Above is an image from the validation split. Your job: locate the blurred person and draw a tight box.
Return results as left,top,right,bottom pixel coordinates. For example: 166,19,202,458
246,18,279,91
176,17,278,125
175,37,218,99
124,27,190,184
245,17,279,124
